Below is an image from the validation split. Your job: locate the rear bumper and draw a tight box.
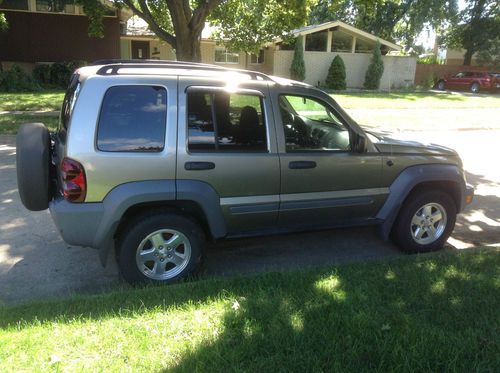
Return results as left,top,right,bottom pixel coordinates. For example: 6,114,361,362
49,197,104,248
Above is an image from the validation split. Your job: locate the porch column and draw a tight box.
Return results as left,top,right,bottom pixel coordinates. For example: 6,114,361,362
326,31,332,52
351,36,356,53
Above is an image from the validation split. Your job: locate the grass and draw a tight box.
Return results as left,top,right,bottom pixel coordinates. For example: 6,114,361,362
0,90,64,112
0,249,498,372
0,115,58,135
331,91,500,109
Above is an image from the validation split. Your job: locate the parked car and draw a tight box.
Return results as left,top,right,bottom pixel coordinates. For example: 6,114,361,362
16,60,474,284
436,71,498,93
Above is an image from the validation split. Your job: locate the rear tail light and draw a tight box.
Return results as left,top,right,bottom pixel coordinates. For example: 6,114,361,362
61,157,86,203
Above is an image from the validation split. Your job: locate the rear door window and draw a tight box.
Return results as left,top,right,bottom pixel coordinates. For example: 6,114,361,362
97,85,167,152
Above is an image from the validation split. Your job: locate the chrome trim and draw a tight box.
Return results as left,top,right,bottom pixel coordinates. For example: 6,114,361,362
281,187,389,202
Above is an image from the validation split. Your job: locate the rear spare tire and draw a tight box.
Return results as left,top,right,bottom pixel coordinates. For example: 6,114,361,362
16,123,52,211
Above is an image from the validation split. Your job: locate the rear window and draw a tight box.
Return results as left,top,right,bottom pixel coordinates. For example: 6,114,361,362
96,85,167,152
60,73,80,130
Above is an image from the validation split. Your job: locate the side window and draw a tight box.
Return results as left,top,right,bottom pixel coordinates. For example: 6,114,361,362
97,86,167,152
60,73,80,130
279,95,350,152
187,91,267,152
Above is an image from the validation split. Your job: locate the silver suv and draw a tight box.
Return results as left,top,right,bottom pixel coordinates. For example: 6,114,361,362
16,60,474,284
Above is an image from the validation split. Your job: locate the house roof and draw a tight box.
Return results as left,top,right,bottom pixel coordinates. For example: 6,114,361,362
275,20,401,51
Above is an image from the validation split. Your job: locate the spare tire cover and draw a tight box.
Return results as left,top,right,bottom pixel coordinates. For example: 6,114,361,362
16,123,51,211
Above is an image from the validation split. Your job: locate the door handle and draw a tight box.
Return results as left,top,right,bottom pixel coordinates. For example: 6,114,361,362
184,161,215,171
289,161,317,169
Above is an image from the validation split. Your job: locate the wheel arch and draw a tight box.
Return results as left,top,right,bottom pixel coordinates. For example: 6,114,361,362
377,164,466,240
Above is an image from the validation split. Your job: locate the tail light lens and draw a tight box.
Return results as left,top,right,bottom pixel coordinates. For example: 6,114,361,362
61,158,86,203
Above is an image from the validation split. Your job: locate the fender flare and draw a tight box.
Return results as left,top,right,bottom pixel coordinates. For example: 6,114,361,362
96,180,226,265
377,164,467,240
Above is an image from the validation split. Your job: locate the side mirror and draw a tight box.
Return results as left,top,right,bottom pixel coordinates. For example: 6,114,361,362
354,134,367,153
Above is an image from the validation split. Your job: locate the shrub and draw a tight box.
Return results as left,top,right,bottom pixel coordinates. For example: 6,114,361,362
421,73,436,90
325,55,346,90
32,64,52,86
364,41,384,90
290,36,306,82
0,64,39,92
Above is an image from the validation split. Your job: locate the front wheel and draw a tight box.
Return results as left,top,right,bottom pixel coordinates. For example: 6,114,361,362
117,212,205,284
436,80,446,91
391,190,456,254
470,82,480,93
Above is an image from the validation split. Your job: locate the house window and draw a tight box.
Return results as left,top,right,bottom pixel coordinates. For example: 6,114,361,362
305,31,327,52
331,29,353,53
215,47,240,64
36,0,76,13
0,0,29,10
355,38,374,53
250,49,265,64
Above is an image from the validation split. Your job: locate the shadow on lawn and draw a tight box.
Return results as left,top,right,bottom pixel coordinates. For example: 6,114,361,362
0,251,498,371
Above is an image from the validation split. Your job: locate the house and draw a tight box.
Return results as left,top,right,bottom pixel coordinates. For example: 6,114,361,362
121,20,417,90
0,0,128,70
1,4,416,89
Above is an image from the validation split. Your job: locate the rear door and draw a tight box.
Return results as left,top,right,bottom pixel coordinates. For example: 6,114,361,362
176,77,280,233
270,87,385,227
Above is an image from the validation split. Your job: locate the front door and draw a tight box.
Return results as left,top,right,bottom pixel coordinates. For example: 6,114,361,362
271,89,385,227
176,78,280,233
131,40,150,59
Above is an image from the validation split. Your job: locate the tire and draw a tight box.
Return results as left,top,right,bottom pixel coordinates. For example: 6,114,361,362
117,212,205,285
470,82,480,94
16,123,51,211
437,80,446,91
391,190,456,254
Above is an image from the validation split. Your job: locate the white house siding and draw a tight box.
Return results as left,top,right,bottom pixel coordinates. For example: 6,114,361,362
273,50,416,90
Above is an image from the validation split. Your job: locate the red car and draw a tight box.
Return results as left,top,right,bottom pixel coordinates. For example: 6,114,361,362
436,71,498,93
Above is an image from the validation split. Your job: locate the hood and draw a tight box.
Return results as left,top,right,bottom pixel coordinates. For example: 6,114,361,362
364,128,458,156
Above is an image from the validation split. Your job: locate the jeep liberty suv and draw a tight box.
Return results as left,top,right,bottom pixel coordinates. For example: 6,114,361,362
16,60,474,284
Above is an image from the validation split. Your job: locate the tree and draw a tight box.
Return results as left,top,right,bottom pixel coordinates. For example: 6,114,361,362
444,0,500,66
79,0,308,62
310,0,458,51
364,42,384,89
325,55,346,90
290,36,306,81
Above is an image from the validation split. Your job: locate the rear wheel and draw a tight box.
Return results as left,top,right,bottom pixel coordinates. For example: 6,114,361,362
436,80,446,91
391,190,456,254
117,212,205,284
470,82,480,93
16,123,52,211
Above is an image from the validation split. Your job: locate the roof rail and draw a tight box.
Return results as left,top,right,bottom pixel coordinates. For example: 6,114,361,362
93,59,274,82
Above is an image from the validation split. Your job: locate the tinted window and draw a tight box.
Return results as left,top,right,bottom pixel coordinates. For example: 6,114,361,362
97,86,166,152
187,91,266,152
60,73,80,130
305,31,327,51
279,95,350,152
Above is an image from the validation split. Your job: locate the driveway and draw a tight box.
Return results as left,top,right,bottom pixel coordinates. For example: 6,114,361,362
1,127,499,304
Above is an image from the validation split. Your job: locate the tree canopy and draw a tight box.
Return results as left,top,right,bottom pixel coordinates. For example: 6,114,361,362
443,0,500,66
310,0,458,51
76,0,308,62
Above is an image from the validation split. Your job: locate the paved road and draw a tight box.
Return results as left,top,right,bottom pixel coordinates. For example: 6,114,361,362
1,128,499,304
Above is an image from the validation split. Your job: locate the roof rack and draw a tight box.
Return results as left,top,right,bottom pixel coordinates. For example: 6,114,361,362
92,59,273,82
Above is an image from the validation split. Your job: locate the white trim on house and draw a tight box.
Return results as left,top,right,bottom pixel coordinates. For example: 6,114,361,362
274,20,401,52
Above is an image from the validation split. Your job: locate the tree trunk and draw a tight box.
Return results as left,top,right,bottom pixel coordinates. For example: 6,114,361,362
463,49,474,66
175,33,202,62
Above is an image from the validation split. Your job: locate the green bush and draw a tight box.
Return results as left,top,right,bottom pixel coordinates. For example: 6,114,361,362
33,61,86,88
290,36,306,82
0,64,39,92
364,42,384,90
32,64,52,85
325,55,346,90
420,73,436,90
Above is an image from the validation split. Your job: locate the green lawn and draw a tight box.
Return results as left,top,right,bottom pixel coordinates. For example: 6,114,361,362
331,91,500,109
0,114,58,135
0,90,64,112
0,249,498,372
